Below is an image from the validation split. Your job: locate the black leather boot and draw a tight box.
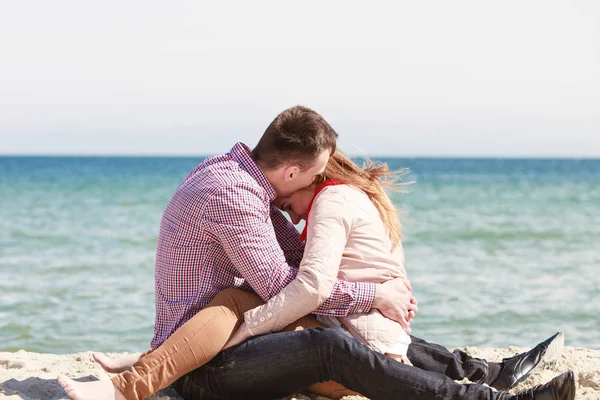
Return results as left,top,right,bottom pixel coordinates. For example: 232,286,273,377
507,371,576,400
491,332,564,390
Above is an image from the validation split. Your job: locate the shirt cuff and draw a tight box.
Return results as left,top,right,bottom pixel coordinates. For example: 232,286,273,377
348,281,376,314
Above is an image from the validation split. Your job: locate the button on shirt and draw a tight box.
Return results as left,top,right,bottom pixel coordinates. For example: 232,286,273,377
151,142,375,349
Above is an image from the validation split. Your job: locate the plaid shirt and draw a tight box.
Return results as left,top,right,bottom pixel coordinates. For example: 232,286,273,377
151,142,376,349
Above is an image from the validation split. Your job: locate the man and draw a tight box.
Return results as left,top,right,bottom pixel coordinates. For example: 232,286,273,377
62,106,575,400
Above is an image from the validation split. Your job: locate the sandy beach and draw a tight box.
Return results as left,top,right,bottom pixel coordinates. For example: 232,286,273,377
1,345,598,400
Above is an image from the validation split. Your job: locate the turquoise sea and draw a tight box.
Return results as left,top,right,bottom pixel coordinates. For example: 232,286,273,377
1,156,599,354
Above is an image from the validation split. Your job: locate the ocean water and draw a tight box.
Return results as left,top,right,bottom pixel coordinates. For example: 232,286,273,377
1,156,599,354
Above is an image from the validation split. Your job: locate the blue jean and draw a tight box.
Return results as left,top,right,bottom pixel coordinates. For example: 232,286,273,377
173,327,503,400
408,335,491,385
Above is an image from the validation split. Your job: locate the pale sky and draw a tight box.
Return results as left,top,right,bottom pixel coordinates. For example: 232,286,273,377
1,0,599,157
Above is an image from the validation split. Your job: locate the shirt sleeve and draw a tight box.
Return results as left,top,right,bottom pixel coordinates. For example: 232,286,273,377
270,204,305,269
207,184,299,300
243,187,375,335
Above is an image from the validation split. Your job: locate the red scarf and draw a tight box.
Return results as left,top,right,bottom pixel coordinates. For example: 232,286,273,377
299,179,344,241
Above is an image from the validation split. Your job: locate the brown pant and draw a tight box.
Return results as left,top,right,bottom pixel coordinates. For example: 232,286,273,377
112,288,358,400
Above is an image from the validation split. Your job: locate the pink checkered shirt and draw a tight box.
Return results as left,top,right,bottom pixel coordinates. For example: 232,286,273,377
151,142,376,349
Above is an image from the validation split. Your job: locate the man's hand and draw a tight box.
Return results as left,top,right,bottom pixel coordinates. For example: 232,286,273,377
373,278,418,334
223,322,253,351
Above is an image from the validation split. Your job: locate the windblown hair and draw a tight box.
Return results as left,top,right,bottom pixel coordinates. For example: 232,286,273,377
251,105,338,171
321,151,411,247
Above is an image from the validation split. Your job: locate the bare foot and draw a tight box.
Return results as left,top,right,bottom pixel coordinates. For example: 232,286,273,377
58,375,125,400
92,352,140,373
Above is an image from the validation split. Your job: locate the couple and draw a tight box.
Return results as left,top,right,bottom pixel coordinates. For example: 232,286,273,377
59,106,575,400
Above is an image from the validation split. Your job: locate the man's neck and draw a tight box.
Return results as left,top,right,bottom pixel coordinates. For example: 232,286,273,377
261,168,282,197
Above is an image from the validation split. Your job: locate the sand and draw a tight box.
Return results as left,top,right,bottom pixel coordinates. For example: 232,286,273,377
1,346,598,400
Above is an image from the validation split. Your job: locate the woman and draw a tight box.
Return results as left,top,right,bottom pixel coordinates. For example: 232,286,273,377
59,150,418,400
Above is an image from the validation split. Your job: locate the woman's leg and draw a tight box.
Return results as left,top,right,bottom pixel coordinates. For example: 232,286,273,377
59,289,357,400
408,332,564,390
407,335,491,384
93,351,146,374
59,288,264,400
113,288,264,399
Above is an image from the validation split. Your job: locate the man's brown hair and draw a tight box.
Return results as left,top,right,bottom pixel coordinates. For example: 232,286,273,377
251,106,338,170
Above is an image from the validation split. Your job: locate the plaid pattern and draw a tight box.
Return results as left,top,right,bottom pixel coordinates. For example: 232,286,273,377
151,142,375,349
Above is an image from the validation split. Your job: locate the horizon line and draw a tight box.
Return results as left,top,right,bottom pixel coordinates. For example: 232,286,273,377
1,153,599,160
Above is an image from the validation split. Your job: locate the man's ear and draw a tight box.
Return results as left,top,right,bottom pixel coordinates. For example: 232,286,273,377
283,165,300,182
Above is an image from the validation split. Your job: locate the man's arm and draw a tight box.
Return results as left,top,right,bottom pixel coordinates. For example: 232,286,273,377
208,184,375,314
208,185,297,300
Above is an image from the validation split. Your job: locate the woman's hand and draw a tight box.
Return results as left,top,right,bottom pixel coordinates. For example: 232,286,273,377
223,322,253,351
373,278,418,334
407,296,418,322
404,278,418,322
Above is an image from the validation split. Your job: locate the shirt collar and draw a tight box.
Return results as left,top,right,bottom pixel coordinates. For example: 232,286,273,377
229,142,277,202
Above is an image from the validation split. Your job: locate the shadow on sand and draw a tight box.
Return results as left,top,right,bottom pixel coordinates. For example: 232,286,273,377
1,375,183,399
1,375,98,399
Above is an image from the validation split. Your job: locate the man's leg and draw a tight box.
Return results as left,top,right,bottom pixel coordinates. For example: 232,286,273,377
175,327,503,400
280,315,359,400
408,332,564,389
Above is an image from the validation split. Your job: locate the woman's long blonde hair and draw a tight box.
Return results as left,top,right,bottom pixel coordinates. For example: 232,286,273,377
321,150,411,247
